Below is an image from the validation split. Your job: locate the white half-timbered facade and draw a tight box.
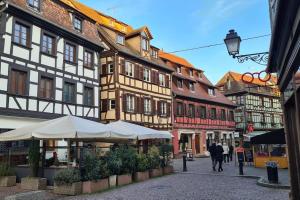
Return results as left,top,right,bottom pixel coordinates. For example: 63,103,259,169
0,0,104,133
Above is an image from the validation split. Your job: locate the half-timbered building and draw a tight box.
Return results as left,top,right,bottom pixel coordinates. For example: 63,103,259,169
216,71,283,138
159,52,236,156
0,0,104,155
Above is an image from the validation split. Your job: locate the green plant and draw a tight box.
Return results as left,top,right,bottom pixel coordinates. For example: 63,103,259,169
54,168,81,186
28,140,40,177
0,163,14,176
159,144,173,167
98,158,110,178
81,152,101,181
148,146,160,169
136,153,150,172
106,149,122,175
118,145,137,174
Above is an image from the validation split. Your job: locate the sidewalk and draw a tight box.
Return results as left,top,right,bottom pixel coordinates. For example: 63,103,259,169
172,157,290,186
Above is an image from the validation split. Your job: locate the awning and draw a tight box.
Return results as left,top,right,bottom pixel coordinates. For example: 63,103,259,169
243,131,267,141
250,128,286,144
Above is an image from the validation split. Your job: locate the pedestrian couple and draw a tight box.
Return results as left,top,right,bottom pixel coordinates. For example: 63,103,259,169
209,142,234,172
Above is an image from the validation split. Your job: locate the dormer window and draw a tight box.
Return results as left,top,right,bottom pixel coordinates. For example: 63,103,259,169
142,38,149,51
177,79,183,88
189,82,195,91
73,16,82,32
27,0,40,11
151,49,158,59
198,72,203,79
116,34,125,45
190,70,193,77
177,66,182,74
208,88,215,96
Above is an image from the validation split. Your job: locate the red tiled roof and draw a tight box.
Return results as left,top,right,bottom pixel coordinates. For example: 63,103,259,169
159,51,195,69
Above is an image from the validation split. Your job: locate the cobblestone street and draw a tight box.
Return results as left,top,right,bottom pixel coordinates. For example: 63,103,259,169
60,158,289,200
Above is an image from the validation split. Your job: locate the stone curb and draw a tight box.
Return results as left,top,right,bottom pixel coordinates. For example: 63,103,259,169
256,177,290,190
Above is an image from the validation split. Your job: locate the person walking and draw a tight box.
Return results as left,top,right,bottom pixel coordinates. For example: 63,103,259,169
208,142,217,171
229,144,234,162
223,143,229,163
216,143,224,172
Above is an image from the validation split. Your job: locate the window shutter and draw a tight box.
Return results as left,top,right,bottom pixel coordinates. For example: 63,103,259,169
101,99,108,112
121,59,125,75
134,96,138,113
102,64,107,76
152,99,156,115
151,70,155,84
157,101,161,116
141,97,144,113
165,75,169,88
122,94,127,112
167,103,171,117
139,66,144,80
134,64,139,79
173,101,177,116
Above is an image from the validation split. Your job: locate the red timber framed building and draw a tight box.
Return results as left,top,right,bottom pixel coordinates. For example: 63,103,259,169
159,52,236,156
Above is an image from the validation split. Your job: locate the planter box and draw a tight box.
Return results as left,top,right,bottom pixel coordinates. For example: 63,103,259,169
109,175,117,188
21,177,47,190
0,176,16,187
134,171,149,182
82,178,109,194
149,168,163,178
163,166,174,175
53,182,82,196
117,174,132,186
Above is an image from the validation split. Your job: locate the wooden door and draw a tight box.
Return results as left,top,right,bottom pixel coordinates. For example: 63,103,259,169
195,134,200,154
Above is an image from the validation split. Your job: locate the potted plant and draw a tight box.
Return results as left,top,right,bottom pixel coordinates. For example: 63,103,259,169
134,153,150,182
21,140,47,190
82,152,109,194
148,146,163,178
53,168,82,195
116,145,136,186
106,149,122,188
160,144,174,175
0,163,16,187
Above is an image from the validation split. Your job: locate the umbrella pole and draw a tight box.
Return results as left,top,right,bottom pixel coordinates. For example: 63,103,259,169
41,140,46,177
67,139,71,168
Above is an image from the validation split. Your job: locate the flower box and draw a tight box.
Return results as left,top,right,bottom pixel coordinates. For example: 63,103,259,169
82,178,109,194
21,177,47,190
163,166,174,175
109,175,117,188
134,171,149,182
117,174,132,186
149,168,163,178
54,182,82,196
0,176,16,187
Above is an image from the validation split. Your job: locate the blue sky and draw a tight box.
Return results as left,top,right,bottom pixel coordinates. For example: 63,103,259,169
81,0,271,84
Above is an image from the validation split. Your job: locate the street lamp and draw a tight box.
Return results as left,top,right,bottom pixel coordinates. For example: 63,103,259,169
224,29,269,66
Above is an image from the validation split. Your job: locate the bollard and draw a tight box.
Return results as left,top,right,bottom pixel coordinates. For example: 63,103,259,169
239,161,244,175
183,153,187,172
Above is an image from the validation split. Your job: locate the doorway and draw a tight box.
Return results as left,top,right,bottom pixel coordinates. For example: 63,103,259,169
195,134,200,154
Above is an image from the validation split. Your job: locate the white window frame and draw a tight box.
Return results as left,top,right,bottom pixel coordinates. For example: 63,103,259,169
189,82,195,92
126,95,135,112
116,34,125,45
159,73,165,87
108,63,114,74
208,88,215,96
177,79,183,89
143,68,151,82
144,98,152,114
189,70,193,77
142,38,149,51
109,99,116,110
177,66,182,74
125,61,134,77
161,102,167,116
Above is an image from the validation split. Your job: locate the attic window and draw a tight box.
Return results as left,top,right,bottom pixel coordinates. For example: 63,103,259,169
27,0,40,11
73,16,82,32
151,49,158,58
142,38,149,51
198,72,203,79
189,70,193,77
208,88,215,96
177,66,181,74
116,34,125,45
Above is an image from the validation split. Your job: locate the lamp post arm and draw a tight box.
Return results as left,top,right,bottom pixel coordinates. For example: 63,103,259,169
233,52,269,66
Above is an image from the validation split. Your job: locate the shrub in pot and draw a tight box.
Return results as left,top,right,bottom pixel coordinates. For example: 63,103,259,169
81,152,109,194
106,149,122,187
0,163,16,187
116,145,136,186
134,153,150,182
53,168,82,195
21,140,47,190
160,144,174,175
148,146,163,178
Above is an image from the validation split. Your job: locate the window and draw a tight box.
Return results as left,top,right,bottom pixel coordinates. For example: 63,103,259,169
200,106,206,119
221,109,226,120
229,111,234,121
210,108,217,119
109,100,116,110
160,101,167,116
189,82,195,91
189,70,193,77
84,50,93,68
177,66,181,73
84,87,93,106
108,63,114,74
188,104,195,118
177,79,183,88
159,73,165,86
198,72,203,79
41,33,55,55
27,0,40,11
126,95,135,112
116,35,125,45
208,88,215,96
142,38,149,51
39,77,53,99
125,61,134,77
13,22,30,47
65,43,76,63
10,69,27,95
143,68,151,82
63,82,75,103
73,16,82,32
176,102,183,116
151,49,158,58
144,98,152,114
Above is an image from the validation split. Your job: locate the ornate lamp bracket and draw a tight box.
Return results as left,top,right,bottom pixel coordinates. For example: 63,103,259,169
234,52,269,66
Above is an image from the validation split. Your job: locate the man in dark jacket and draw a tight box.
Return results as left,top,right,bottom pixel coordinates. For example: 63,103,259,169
216,143,224,172
209,142,217,171
229,145,234,161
